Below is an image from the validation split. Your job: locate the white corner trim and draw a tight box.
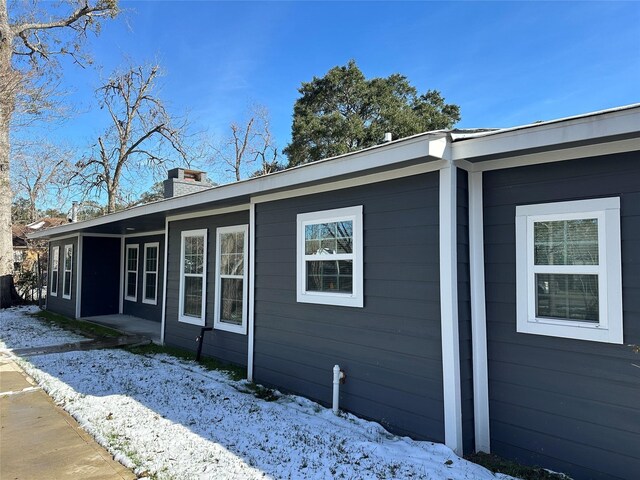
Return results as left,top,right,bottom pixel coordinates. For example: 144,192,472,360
178,229,208,326
439,165,463,455
247,202,256,381
118,237,125,314
142,242,160,305
75,234,83,319
468,171,491,453
213,224,249,335
296,206,364,308
160,218,169,345
124,244,139,302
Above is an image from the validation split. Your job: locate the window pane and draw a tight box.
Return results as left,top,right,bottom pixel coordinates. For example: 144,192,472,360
127,249,138,270
127,272,137,298
145,273,156,300
305,220,353,256
51,271,58,293
220,278,243,325
63,271,72,296
536,273,599,322
64,248,72,270
183,276,203,317
146,246,158,271
184,236,204,274
306,260,353,293
534,219,598,266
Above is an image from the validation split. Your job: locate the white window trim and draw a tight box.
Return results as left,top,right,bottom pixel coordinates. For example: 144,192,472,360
178,229,207,326
50,246,59,297
142,242,160,305
62,244,73,300
214,225,248,335
124,244,139,302
515,197,623,344
296,205,363,308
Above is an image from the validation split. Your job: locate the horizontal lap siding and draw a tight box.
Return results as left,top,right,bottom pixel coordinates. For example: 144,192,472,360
483,151,640,480
457,168,475,454
254,173,444,442
47,237,78,318
164,211,249,366
123,235,165,322
81,236,120,317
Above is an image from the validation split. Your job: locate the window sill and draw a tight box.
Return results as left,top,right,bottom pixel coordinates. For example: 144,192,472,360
297,291,363,308
178,315,205,326
214,321,246,335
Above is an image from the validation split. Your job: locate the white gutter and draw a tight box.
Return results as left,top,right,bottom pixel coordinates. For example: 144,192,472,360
28,134,448,240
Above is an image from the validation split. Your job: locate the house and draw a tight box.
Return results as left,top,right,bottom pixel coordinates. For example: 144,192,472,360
29,104,640,480
13,217,67,300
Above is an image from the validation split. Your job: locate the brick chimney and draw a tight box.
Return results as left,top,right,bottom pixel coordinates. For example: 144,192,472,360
163,168,213,198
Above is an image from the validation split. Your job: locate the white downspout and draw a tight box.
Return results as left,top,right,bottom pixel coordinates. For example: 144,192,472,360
332,365,346,415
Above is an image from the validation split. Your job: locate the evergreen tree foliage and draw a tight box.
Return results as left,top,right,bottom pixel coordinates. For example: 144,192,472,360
284,60,461,167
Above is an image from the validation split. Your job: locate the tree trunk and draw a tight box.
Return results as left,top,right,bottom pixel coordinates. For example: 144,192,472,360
0,36,17,282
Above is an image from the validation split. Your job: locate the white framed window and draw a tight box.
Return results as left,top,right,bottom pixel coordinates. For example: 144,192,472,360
515,197,622,344
179,229,207,325
142,242,160,305
50,246,59,297
125,244,139,302
214,225,248,334
296,205,363,308
62,244,73,300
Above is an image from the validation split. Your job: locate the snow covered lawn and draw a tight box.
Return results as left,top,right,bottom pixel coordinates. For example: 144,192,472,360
1,307,513,479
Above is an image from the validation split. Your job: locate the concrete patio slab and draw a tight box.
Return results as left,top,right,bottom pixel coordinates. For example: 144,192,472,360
83,314,161,344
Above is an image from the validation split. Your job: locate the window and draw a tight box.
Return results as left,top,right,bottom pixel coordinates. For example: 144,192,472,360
50,246,59,297
179,229,207,325
142,242,160,305
297,205,363,307
125,245,139,302
62,244,73,300
214,225,248,334
515,197,622,344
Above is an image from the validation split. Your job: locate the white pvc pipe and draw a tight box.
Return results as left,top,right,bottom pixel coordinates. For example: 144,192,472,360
332,365,345,415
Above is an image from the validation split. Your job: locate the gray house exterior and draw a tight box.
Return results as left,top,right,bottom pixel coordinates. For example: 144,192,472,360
31,104,640,480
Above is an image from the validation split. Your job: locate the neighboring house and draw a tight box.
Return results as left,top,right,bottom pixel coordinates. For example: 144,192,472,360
29,105,640,480
13,218,67,299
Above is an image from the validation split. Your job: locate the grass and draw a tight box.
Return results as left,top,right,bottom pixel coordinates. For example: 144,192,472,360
125,343,247,382
466,452,571,480
32,310,122,339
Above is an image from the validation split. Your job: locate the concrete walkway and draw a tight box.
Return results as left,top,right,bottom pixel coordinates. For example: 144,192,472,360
0,355,135,480
83,315,162,345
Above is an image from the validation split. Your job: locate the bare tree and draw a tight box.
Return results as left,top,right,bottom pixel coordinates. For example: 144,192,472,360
74,64,187,213
213,105,281,182
0,0,118,286
11,140,74,222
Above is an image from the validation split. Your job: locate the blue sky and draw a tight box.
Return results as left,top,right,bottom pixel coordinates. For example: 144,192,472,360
25,0,640,192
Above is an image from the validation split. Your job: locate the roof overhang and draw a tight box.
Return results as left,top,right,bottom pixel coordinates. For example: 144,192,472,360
29,133,448,240
451,103,640,172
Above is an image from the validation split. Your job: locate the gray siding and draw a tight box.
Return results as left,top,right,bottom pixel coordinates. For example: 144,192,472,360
254,173,444,442
47,237,78,318
165,211,249,366
123,234,165,322
81,236,120,317
457,168,475,454
483,151,640,480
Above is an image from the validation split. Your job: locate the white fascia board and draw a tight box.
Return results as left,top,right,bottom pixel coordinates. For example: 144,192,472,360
28,134,447,240
452,106,640,163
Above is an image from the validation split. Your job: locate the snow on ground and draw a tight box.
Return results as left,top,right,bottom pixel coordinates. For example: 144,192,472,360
1,307,514,480
0,306,84,349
